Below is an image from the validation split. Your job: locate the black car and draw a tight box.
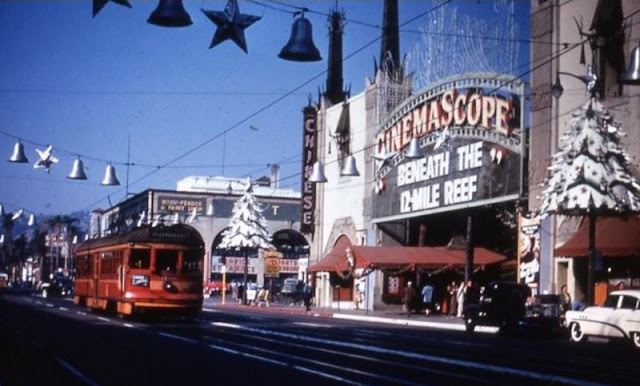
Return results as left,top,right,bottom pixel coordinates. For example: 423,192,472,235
463,281,531,333
41,276,74,298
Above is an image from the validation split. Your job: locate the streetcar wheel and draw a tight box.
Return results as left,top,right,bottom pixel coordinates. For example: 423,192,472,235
569,322,586,343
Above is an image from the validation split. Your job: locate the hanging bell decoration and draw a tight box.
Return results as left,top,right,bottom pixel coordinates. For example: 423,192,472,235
278,12,322,62
405,137,424,159
9,141,29,163
148,0,192,28
621,45,640,85
308,161,327,183
101,163,120,186
68,157,88,180
340,155,360,177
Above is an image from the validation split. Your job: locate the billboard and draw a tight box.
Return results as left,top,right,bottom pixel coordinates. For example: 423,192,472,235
372,73,526,223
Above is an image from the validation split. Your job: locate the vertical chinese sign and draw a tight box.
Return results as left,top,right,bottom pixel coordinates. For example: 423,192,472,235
300,105,318,235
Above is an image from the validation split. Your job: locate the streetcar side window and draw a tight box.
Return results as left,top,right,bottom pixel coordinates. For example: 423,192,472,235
155,249,178,273
183,249,202,273
130,249,150,269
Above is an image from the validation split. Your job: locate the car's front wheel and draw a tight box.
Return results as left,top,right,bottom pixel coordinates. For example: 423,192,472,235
569,322,586,343
632,332,640,349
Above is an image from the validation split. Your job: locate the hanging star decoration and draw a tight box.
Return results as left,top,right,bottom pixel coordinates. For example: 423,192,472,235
33,145,59,173
201,0,261,53
92,0,132,18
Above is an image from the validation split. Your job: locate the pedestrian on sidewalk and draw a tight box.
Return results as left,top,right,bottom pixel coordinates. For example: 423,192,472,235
421,283,434,316
403,281,415,317
303,282,313,311
448,281,458,317
456,280,465,317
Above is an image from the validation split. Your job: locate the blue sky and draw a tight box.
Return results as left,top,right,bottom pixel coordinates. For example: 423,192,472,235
0,0,530,217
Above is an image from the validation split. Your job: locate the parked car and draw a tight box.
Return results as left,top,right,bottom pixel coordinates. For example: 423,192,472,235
463,281,531,333
204,280,229,296
281,278,300,296
40,275,74,298
565,289,640,348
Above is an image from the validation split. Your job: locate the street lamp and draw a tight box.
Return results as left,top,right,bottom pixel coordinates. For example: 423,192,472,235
551,68,596,99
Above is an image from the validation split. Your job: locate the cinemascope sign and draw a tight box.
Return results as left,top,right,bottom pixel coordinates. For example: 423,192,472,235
372,73,526,223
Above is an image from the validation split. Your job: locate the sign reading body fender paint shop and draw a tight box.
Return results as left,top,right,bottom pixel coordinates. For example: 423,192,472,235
372,74,527,223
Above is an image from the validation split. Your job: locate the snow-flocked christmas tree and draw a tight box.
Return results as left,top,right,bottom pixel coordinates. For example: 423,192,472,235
539,98,640,216
219,183,275,251
538,94,640,305
218,183,274,303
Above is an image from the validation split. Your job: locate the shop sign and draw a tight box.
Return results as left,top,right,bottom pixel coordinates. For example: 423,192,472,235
279,258,299,274
213,200,300,222
158,196,206,214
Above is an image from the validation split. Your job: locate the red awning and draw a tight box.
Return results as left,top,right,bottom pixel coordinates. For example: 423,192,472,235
554,216,640,257
309,244,506,272
308,236,354,272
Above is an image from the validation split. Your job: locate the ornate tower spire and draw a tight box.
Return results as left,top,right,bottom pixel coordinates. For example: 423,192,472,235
380,0,400,79
325,9,346,105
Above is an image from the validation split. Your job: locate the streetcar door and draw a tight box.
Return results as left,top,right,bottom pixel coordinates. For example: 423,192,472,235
92,251,100,305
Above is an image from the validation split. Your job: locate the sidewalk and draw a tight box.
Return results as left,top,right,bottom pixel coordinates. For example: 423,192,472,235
202,297,497,333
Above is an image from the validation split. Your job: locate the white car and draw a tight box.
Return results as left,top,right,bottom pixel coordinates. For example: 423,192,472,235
565,289,640,348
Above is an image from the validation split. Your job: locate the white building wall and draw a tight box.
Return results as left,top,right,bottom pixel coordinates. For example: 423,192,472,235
318,92,369,251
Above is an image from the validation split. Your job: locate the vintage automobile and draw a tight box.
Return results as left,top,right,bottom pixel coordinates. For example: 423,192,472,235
40,275,74,298
463,281,531,333
565,289,640,348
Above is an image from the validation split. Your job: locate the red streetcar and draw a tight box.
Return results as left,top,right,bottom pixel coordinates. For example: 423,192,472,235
73,224,204,317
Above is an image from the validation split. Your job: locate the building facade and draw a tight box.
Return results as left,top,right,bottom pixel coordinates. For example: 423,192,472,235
89,174,309,289
530,0,640,305
307,2,528,311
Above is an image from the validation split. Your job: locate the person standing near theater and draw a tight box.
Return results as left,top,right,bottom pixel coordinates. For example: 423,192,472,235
421,283,434,316
560,284,571,315
403,281,416,316
448,281,458,317
456,280,466,317
303,282,313,311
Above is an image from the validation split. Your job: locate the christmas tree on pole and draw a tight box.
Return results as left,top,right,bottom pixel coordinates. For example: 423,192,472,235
219,183,275,304
539,95,640,305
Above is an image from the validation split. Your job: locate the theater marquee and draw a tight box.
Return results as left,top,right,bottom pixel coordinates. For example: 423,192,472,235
372,73,526,223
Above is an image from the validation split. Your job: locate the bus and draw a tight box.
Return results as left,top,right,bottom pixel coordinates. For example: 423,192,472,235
73,224,204,317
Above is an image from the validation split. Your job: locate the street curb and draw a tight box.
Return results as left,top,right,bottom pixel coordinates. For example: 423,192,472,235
205,302,498,333
332,313,498,333
332,313,467,331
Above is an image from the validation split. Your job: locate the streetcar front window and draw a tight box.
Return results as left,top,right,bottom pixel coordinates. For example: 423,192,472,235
155,249,178,273
130,249,150,269
183,249,202,273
